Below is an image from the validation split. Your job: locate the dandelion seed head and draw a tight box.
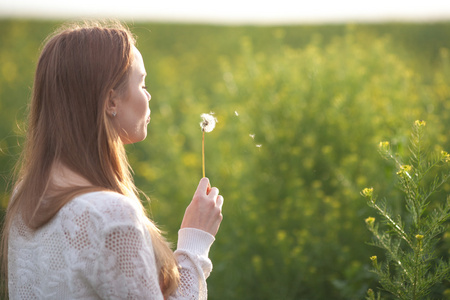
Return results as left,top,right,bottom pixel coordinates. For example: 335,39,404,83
200,113,217,133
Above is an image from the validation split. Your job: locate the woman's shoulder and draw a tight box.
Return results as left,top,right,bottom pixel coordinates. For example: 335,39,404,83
62,191,144,227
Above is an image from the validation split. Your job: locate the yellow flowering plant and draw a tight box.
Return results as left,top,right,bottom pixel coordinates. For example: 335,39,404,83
362,121,450,300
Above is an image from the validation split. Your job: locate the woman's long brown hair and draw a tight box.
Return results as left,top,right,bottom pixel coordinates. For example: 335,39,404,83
1,21,179,298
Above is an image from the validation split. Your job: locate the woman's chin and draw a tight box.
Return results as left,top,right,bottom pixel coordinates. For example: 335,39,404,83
120,131,147,145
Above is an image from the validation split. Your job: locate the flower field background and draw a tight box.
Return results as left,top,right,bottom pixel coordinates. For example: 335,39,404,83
1,20,450,299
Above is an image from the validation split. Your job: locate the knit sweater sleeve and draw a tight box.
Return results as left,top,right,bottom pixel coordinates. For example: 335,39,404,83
91,225,215,300
170,228,215,300
91,222,164,299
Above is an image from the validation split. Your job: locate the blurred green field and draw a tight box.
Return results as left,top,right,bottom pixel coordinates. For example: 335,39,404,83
1,19,450,299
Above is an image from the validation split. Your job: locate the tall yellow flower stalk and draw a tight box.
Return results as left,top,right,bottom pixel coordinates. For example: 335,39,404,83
200,113,217,178
363,120,450,300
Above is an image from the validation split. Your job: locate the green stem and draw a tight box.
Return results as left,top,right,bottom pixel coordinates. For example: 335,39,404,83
370,226,412,282
372,201,412,248
413,247,418,300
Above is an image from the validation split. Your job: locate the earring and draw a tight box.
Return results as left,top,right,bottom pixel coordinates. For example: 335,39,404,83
112,112,117,117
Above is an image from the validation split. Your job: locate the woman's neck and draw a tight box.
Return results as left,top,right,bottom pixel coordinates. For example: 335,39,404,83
50,161,93,189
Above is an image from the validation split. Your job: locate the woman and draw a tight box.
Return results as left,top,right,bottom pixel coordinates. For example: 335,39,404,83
1,21,223,299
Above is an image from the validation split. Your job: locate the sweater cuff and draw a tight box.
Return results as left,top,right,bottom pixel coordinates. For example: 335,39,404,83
177,228,215,257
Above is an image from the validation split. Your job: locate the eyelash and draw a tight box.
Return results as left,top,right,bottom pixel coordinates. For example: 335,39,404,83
142,86,148,90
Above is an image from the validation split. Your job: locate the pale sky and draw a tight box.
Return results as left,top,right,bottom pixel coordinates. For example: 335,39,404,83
1,0,450,24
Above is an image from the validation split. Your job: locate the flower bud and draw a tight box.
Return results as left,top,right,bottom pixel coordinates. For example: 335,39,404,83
441,151,450,163
365,217,375,227
378,141,390,152
361,187,373,198
414,120,426,127
370,256,378,268
397,165,413,178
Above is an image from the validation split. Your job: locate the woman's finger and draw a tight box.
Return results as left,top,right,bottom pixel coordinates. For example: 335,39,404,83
208,187,219,199
195,177,210,196
216,195,224,209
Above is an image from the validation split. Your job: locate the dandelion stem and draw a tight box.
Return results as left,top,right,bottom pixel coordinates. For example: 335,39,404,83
202,130,205,178
199,112,216,178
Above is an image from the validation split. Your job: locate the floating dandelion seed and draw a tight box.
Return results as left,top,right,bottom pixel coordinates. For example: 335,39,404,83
234,110,239,116
256,144,262,148
200,113,217,178
249,134,255,139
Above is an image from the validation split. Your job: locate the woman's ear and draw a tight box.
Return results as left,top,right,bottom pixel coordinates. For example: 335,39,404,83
106,89,119,117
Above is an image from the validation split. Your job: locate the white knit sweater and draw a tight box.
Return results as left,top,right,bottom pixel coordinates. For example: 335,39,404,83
8,191,215,299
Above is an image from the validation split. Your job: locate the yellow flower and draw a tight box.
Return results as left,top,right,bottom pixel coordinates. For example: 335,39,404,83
441,151,450,163
414,120,426,127
369,255,378,268
403,165,412,172
415,234,424,241
365,217,375,226
378,141,390,151
397,165,413,178
361,187,373,198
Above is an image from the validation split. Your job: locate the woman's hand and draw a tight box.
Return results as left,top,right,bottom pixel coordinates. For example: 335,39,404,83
180,177,224,236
